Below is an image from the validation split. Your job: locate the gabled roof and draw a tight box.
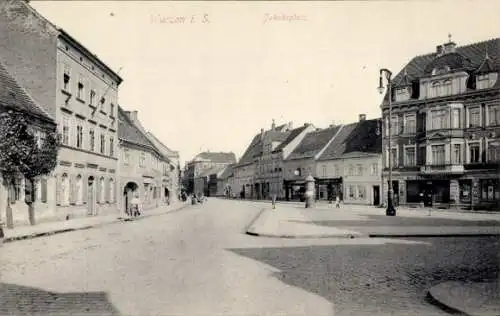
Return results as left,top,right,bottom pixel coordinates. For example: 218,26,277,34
287,125,342,160
195,152,236,164
272,124,309,153
146,132,179,158
0,61,54,123
118,106,161,155
218,164,234,180
237,134,261,166
318,118,382,160
199,164,227,178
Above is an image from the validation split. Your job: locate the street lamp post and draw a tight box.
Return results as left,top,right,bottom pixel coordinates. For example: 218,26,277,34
378,68,397,216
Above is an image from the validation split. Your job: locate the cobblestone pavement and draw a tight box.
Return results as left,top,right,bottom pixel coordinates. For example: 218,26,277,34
1,199,496,315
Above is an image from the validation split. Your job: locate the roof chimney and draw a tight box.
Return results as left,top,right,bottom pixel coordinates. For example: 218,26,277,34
443,41,456,54
271,119,276,130
359,114,366,122
288,121,293,130
436,45,444,56
260,128,264,140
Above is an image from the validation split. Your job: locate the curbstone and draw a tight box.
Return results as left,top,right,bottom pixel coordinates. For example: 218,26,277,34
243,208,268,235
3,204,188,244
426,286,471,316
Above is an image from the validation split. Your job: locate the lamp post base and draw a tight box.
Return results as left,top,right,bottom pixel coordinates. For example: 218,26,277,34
386,203,396,216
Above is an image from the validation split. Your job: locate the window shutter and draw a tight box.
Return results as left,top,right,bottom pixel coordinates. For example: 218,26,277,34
41,178,47,203
82,175,88,204
105,179,110,202
69,175,76,205
56,175,61,205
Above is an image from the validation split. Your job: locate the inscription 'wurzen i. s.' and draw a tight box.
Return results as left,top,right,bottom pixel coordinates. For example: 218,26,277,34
150,13,211,24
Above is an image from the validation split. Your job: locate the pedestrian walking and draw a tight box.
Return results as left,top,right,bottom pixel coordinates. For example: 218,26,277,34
335,195,341,208
130,193,142,217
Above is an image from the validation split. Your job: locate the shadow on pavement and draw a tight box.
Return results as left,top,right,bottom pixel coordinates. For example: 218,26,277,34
228,236,499,316
0,282,121,316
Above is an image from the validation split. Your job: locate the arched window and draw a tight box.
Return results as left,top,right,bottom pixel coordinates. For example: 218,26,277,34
76,175,83,205
99,177,105,203
109,178,115,203
61,173,69,205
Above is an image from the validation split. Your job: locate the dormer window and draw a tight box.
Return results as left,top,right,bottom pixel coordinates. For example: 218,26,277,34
476,73,498,90
395,87,410,102
432,65,451,76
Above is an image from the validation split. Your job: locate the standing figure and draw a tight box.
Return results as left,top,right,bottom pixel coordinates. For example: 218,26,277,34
335,195,341,208
130,193,142,217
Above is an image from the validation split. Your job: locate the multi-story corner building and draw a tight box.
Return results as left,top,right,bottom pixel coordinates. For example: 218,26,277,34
380,37,500,210
283,125,343,201
0,1,123,219
316,115,383,205
0,62,58,225
185,151,236,194
194,165,227,197
146,132,181,203
117,107,166,214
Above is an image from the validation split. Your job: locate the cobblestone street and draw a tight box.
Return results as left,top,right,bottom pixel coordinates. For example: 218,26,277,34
1,199,498,315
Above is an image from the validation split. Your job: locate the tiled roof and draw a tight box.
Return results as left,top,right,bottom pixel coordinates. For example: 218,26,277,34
273,125,309,153
199,164,227,177
218,164,234,179
390,38,500,91
118,106,159,153
196,152,237,164
287,125,341,160
0,61,54,122
146,132,179,158
237,134,261,166
318,119,382,160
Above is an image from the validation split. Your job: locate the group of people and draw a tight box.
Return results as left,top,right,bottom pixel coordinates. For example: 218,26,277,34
126,193,142,217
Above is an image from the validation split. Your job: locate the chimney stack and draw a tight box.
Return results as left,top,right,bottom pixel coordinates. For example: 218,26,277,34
126,110,138,122
271,119,276,130
359,114,366,122
436,45,444,56
260,128,264,140
288,121,293,130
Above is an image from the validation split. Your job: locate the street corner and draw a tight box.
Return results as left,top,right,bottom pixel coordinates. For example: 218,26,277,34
427,281,500,316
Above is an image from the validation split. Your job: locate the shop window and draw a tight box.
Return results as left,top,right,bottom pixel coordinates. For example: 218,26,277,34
481,179,500,201
459,180,472,203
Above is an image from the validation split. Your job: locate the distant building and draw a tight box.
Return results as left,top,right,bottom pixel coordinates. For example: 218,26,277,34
185,151,236,194
283,125,343,201
217,164,235,197
316,115,383,205
194,164,227,197
380,37,500,210
0,62,57,225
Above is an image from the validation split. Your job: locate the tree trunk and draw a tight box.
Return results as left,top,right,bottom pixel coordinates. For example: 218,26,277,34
6,193,13,229
28,202,35,226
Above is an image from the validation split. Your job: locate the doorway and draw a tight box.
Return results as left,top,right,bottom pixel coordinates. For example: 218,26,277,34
123,182,139,214
373,185,380,206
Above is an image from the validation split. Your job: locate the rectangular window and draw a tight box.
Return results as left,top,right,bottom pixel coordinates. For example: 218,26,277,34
90,89,96,106
62,116,70,145
431,145,445,165
76,124,83,148
480,179,499,201
488,142,500,162
468,142,480,163
404,114,416,134
110,103,115,117
140,152,146,167
356,164,363,176
370,163,378,175
405,147,416,166
469,107,481,127
488,104,500,126
89,128,95,151
430,109,447,130
124,149,130,165
100,133,105,154
77,74,84,100
322,165,326,178
451,108,460,129
109,137,114,157
452,144,462,164
349,185,355,198
477,75,490,90
63,64,71,92
357,185,365,199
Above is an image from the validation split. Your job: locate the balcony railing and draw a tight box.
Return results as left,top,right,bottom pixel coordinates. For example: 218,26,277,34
420,162,464,174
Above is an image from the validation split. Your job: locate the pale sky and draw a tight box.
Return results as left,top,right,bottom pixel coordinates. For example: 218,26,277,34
31,0,500,166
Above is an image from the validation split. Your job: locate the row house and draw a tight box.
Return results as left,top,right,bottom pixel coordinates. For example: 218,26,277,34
187,151,236,195
380,37,500,210
283,125,343,201
117,107,169,214
0,62,58,226
146,132,181,203
316,115,383,205
194,164,227,197
0,1,122,219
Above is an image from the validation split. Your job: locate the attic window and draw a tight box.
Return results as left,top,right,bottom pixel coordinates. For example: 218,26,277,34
432,65,450,76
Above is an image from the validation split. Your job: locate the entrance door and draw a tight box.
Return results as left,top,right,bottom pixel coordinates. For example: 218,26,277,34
373,185,380,205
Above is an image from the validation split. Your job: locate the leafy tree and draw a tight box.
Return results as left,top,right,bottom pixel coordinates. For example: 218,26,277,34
0,109,59,228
